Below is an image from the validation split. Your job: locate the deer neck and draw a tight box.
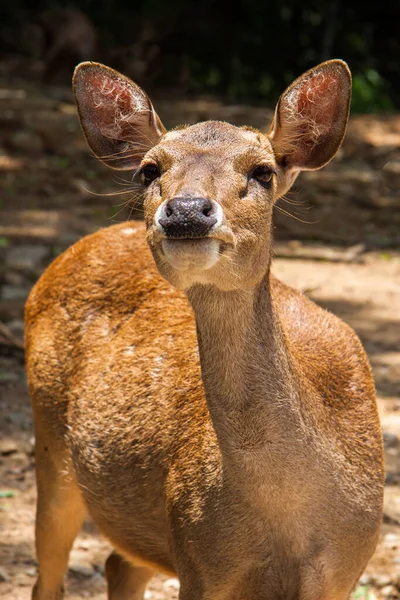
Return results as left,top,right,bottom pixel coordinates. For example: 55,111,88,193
187,273,302,461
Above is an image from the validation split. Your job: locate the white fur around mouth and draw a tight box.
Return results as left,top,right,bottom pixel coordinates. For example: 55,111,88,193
161,238,220,272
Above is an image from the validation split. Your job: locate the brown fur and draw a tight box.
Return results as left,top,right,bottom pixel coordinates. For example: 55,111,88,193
26,61,384,600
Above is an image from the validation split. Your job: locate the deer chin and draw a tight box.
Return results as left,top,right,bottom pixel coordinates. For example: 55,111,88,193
161,238,221,273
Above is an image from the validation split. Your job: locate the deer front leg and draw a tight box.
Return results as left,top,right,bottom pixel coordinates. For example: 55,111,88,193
32,455,85,600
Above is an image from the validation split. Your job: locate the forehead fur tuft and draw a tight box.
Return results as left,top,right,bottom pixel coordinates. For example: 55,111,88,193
164,121,261,149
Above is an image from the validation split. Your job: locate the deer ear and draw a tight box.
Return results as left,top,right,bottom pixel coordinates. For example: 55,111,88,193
73,62,165,170
269,60,351,172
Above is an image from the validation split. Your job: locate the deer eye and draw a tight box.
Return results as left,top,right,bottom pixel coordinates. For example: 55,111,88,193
141,163,160,186
251,166,274,186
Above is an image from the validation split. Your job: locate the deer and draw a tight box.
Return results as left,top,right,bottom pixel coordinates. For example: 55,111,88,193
38,7,98,82
25,60,384,600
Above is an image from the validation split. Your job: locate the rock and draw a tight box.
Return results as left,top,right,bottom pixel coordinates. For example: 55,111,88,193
380,585,396,598
69,551,95,578
1,286,29,301
368,195,400,209
17,437,35,456
382,161,400,191
0,371,21,384
8,411,30,430
3,271,25,287
6,319,24,338
6,244,48,269
25,567,37,577
0,438,18,455
77,538,100,550
384,432,399,449
14,572,30,586
8,451,30,468
387,448,399,457
359,573,372,586
0,298,25,321
374,574,392,588
0,567,10,582
7,129,44,154
383,532,399,548
69,563,94,578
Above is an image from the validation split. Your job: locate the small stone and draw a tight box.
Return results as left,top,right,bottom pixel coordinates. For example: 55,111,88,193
1,286,29,301
8,451,30,468
384,432,399,449
3,271,25,287
6,319,24,338
359,573,372,586
17,438,34,455
368,195,400,209
0,371,20,383
374,574,392,588
382,161,400,191
14,573,30,586
0,567,10,582
0,438,18,455
144,591,153,600
6,244,48,269
77,538,100,550
25,567,37,577
384,533,399,547
8,412,29,428
387,448,399,457
380,584,396,598
7,129,44,154
69,563,94,578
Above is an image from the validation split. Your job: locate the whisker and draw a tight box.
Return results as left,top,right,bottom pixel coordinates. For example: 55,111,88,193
279,194,309,208
273,203,318,224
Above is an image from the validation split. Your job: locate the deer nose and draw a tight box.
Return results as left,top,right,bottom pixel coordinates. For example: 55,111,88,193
158,197,218,239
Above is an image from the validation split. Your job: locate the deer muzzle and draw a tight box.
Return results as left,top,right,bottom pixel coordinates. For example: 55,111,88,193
157,197,219,239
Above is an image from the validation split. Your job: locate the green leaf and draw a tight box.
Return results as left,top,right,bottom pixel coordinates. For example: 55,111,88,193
0,490,15,498
352,585,377,600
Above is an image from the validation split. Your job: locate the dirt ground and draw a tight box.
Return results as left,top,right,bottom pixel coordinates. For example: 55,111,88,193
0,77,400,599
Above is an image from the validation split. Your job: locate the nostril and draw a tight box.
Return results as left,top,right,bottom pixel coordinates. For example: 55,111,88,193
202,198,213,218
158,197,218,239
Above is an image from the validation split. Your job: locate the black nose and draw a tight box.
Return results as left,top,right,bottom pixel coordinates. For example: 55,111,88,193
158,197,217,239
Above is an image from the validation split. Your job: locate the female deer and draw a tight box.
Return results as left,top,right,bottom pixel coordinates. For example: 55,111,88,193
27,60,384,600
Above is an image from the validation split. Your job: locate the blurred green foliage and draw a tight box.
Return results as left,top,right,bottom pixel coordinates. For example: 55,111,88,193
352,70,393,112
0,0,398,112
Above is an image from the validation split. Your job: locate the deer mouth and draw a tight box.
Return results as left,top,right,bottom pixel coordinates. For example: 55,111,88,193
161,238,221,272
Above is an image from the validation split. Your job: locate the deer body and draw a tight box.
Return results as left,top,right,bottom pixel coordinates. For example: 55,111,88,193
27,62,384,600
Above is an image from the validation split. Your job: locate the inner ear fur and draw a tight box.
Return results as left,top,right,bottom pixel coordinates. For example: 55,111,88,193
269,60,352,171
73,62,165,170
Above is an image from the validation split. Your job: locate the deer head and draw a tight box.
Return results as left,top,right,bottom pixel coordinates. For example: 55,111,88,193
73,60,351,291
